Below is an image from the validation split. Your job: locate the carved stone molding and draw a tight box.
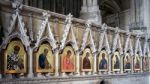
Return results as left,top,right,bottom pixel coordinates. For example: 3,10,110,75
81,20,96,53
98,23,111,54
112,27,123,54
143,34,150,56
2,7,30,50
135,35,142,56
11,0,23,9
35,12,57,51
60,13,78,51
124,32,134,56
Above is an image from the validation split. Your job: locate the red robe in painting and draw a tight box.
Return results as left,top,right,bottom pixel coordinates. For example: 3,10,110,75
62,56,74,71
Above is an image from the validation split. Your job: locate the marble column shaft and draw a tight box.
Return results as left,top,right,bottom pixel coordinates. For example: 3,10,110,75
76,52,80,75
131,56,134,73
121,55,124,73
93,53,97,74
108,53,112,74
54,50,59,76
27,47,34,78
140,57,143,72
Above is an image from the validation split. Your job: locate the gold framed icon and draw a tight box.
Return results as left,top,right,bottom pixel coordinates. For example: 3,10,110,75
61,46,75,72
35,43,54,73
81,48,93,72
98,50,108,71
112,52,120,71
142,55,149,71
4,40,27,74
123,53,131,71
133,54,140,71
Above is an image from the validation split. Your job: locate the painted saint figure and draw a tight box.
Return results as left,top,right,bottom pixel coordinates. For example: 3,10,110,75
83,52,91,69
7,46,24,70
124,56,131,69
39,49,51,69
143,57,149,71
135,57,140,69
99,53,107,69
62,50,74,70
114,55,120,69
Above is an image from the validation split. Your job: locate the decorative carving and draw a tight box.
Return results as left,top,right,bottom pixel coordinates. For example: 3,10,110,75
60,13,78,51
143,34,149,56
2,7,30,50
11,0,23,9
124,32,133,56
112,27,123,54
65,13,73,24
35,12,57,51
135,35,142,56
28,13,33,41
81,20,96,53
98,23,110,54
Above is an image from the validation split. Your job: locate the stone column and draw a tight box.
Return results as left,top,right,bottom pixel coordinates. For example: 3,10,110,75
83,0,87,6
75,51,80,76
108,53,112,74
120,55,124,73
140,57,143,72
131,56,134,73
93,0,97,6
142,0,150,35
93,52,97,75
27,47,34,78
80,0,102,25
54,49,59,76
87,0,92,6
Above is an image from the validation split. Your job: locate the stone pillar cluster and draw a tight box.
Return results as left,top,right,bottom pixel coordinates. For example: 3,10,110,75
80,0,102,25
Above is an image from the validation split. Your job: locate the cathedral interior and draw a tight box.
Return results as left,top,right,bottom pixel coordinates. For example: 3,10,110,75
0,0,150,84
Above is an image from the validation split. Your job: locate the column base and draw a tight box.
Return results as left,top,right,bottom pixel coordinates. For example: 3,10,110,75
81,72,85,76
36,73,44,78
92,72,97,75
54,72,59,77
74,72,80,76
61,72,67,77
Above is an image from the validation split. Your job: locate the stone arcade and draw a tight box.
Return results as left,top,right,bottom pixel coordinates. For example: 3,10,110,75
0,0,150,84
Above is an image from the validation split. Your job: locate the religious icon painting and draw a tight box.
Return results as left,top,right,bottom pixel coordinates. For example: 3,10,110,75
133,54,140,71
4,40,27,74
61,46,75,72
81,48,93,72
98,50,108,71
123,53,131,71
35,43,54,73
112,52,120,71
142,56,149,71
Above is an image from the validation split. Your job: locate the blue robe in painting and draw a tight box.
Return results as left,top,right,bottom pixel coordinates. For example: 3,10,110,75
39,54,47,69
99,59,107,69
